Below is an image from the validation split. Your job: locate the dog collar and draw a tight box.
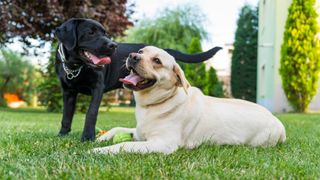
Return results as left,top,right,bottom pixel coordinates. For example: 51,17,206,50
58,44,83,80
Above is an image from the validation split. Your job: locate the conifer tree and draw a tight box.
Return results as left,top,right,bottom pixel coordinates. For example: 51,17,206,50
186,38,223,97
231,5,258,102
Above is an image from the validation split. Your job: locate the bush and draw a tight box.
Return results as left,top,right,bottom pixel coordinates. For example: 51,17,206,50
205,67,224,97
76,94,91,113
0,96,7,107
0,49,37,106
280,0,320,112
183,38,207,92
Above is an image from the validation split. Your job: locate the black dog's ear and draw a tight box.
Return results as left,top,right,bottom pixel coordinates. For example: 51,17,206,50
55,18,82,50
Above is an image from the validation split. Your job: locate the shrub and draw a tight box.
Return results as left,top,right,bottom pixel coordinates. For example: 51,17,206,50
205,67,224,97
0,49,36,106
280,0,320,112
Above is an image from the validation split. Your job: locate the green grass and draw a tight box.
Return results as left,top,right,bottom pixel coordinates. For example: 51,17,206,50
1,107,320,179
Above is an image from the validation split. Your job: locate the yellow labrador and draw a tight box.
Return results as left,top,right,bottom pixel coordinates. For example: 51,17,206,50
93,46,286,154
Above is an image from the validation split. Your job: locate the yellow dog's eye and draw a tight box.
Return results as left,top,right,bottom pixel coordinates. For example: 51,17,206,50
153,58,162,65
138,50,143,54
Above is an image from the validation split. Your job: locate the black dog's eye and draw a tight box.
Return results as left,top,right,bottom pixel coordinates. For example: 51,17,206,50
153,58,162,65
138,50,143,54
88,31,95,35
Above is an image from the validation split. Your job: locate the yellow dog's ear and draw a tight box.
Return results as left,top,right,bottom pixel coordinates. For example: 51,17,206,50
173,63,190,94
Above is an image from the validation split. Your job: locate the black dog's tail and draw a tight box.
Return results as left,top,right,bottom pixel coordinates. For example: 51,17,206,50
165,47,222,63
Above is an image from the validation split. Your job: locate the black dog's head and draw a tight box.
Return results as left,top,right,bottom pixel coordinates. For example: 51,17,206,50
55,18,117,68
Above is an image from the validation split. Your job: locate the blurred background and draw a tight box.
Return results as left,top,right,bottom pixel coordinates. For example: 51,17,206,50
0,0,319,113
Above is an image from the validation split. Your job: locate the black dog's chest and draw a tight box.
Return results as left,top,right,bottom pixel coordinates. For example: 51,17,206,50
58,65,105,95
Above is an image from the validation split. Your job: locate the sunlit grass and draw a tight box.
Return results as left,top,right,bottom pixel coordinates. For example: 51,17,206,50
0,108,319,178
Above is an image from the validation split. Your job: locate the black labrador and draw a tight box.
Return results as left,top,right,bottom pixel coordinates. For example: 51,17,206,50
55,18,221,141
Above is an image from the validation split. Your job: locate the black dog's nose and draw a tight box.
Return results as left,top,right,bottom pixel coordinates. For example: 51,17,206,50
129,53,141,62
108,42,118,49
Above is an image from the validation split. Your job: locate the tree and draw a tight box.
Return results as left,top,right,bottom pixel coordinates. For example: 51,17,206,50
205,67,224,97
231,5,258,102
0,50,36,106
123,5,207,52
280,0,320,112
0,0,133,46
186,38,224,97
184,38,222,97
184,38,207,90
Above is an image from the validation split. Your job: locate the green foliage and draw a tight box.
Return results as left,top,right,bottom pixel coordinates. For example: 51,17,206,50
183,38,207,91
231,5,258,102
0,95,7,107
184,38,224,97
0,49,37,106
205,67,224,97
123,5,207,52
77,94,91,113
280,0,320,112
187,36,203,53
38,41,63,112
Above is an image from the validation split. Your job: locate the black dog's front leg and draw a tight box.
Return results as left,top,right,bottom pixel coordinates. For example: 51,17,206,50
81,88,104,141
59,90,78,136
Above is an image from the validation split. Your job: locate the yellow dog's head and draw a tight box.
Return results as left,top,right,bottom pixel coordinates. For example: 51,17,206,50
120,46,190,95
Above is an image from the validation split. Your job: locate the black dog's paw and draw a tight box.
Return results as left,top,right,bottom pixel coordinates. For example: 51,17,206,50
81,132,95,142
58,128,70,136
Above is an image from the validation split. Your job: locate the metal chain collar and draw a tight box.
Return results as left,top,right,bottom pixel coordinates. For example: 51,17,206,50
58,44,83,80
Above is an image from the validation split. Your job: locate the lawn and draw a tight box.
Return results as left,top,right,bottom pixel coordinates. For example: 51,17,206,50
0,107,320,179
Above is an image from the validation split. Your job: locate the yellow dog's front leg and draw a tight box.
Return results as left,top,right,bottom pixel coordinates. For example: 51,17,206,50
92,141,178,154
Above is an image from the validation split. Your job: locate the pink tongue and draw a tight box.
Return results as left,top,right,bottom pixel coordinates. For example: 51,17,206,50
119,73,144,86
89,53,111,65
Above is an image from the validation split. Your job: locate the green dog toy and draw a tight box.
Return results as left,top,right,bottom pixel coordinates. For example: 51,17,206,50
112,132,133,144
